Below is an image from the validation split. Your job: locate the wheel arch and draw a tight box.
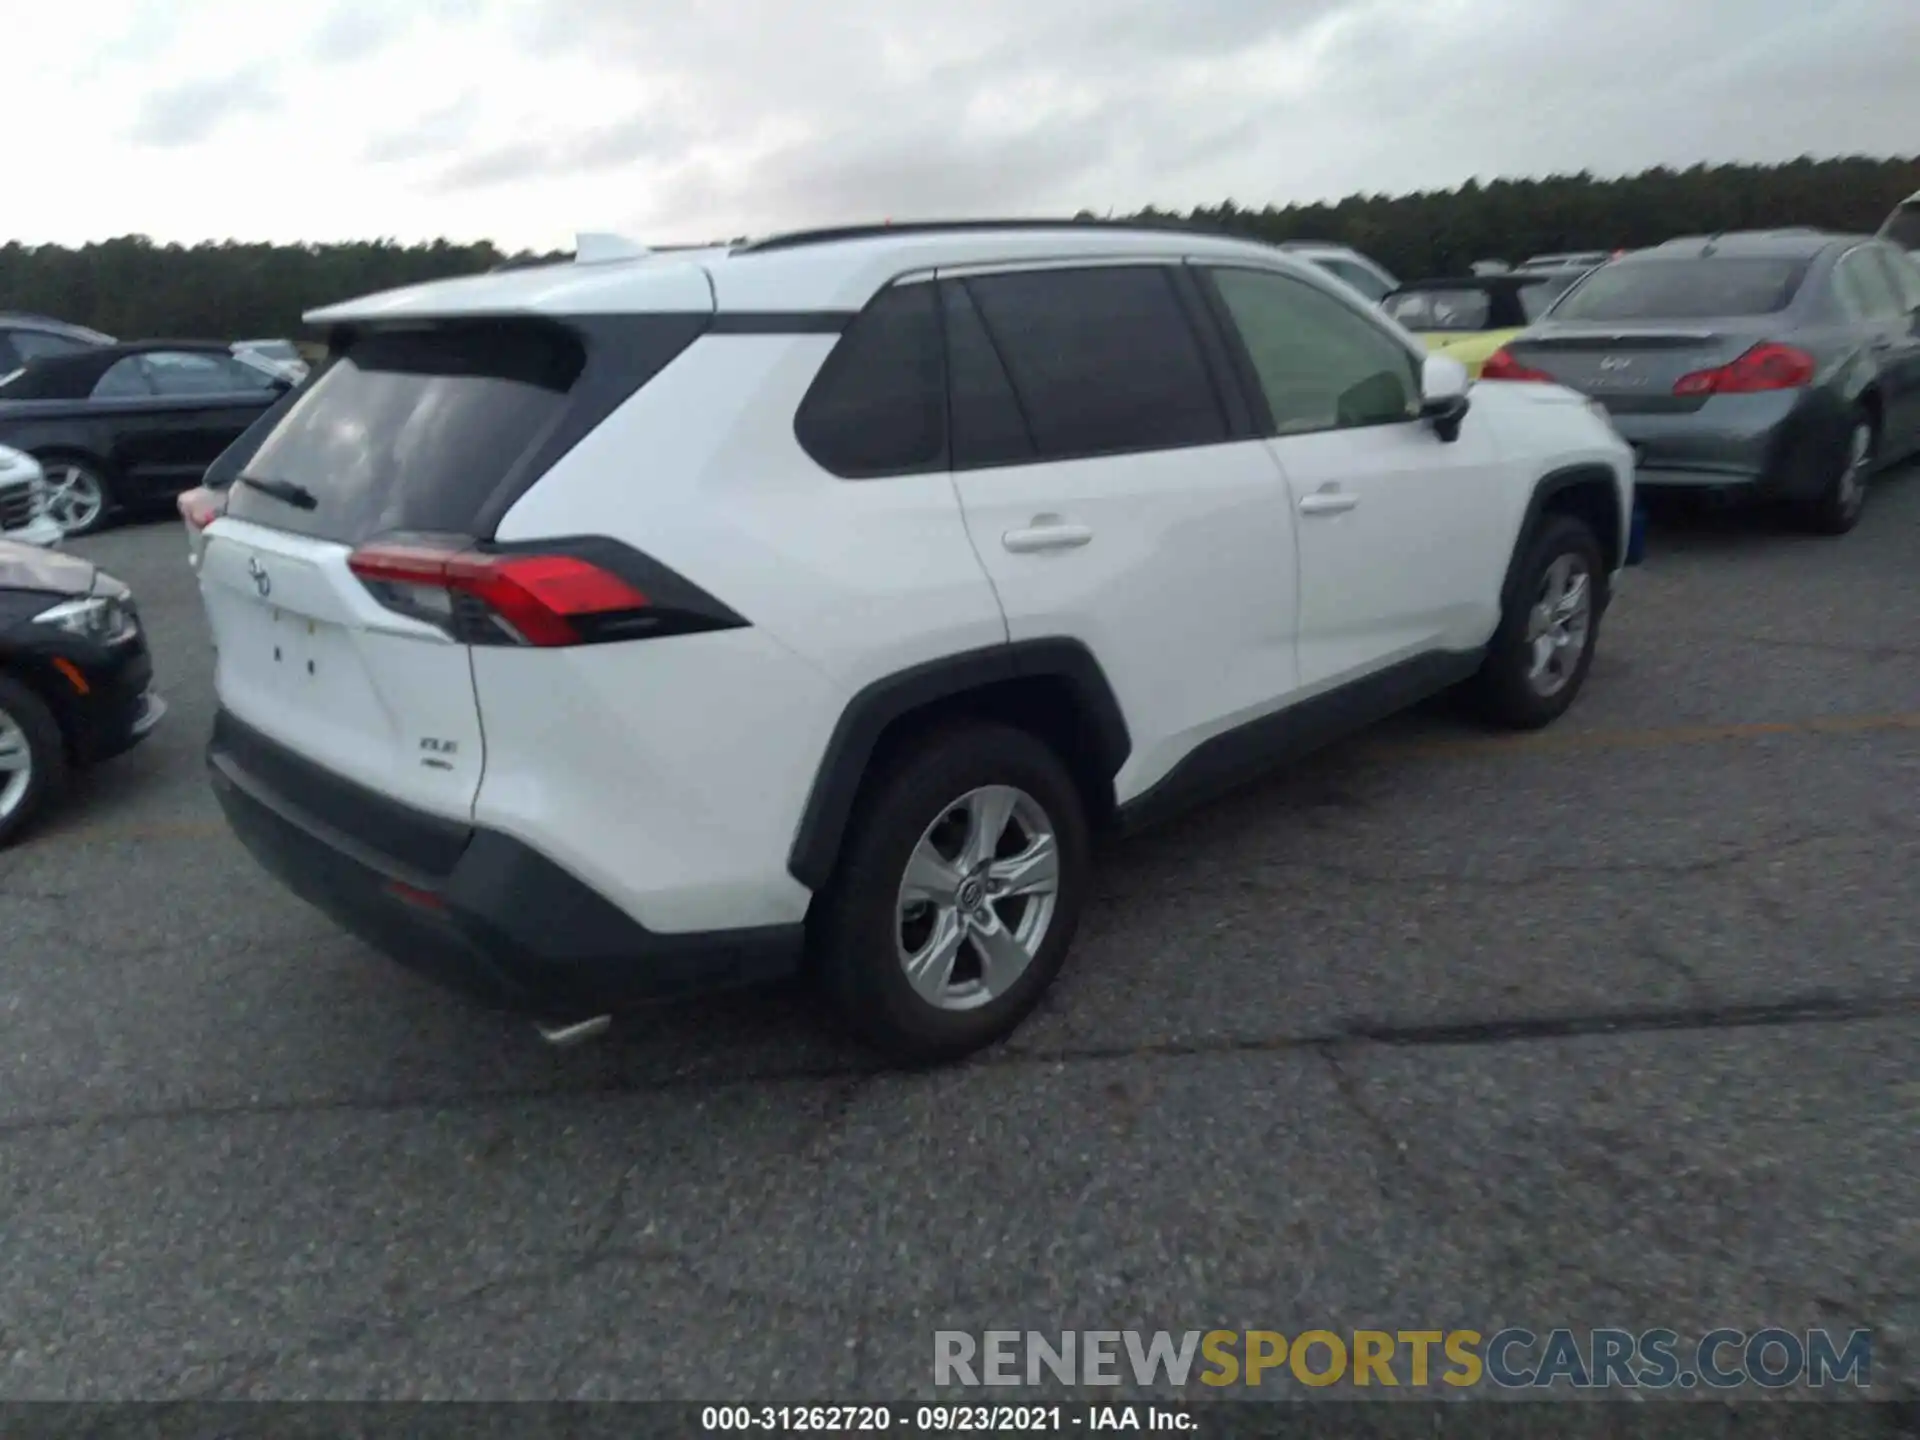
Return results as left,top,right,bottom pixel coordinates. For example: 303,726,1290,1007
1500,463,1626,611
786,639,1132,893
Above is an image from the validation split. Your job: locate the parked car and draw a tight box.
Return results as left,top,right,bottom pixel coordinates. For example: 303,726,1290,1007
196,219,1632,1064
0,538,165,846
1276,242,1400,303
1517,251,1614,272
1880,190,1920,253
0,340,292,536
0,313,115,376
232,339,310,384
1483,229,1920,534
0,445,62,547
1382,267,1598,378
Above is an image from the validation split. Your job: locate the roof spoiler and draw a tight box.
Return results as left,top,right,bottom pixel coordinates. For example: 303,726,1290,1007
574,232,652,265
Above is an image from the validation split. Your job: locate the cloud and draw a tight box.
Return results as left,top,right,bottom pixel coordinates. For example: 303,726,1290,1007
129,67,281,148
363,96,483,165
310,4,406,64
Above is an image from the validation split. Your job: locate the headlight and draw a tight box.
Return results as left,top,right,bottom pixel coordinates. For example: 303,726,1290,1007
33,595,139,645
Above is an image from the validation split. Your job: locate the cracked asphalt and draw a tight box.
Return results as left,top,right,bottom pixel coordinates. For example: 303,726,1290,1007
2,469,1917,1403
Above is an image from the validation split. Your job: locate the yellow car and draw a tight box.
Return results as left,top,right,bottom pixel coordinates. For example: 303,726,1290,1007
1381,269,1596,378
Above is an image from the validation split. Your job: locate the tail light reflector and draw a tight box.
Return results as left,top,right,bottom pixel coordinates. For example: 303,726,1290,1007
1480,348,1555,382
347,541,651,647
1672,343,1815,396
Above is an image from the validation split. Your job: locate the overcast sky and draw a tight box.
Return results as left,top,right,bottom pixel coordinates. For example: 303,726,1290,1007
10,0,1917,251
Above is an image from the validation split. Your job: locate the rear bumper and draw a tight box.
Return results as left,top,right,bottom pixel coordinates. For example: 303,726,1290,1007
1612,388,1846,499
206,709,804,1018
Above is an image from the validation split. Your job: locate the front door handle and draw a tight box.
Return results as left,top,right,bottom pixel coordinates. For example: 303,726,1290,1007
1299,489,1360,516
1002,520,1093,553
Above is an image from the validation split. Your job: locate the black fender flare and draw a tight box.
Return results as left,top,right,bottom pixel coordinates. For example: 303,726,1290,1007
785,638,1132,892
1499,463,1628,609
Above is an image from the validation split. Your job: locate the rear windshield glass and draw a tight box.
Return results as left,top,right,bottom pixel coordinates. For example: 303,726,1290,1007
227,320,584,544
1882,203,1920,252
1551,258,1807,320
1383,288,1492,331
1518,276,1581,319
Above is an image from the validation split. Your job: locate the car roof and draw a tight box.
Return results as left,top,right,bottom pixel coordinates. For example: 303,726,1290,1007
306,220,1356,324
0,312,116,344
1392,267,1592,295
0,339,240,399
1637,229,1858,261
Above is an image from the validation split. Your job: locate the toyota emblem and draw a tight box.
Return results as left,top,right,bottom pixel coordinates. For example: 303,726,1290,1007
248,557,271,598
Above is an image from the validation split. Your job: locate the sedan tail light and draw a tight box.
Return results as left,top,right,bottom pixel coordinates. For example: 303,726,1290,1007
346,537,744,648
1480,348,1555,382
1672,343,1815,396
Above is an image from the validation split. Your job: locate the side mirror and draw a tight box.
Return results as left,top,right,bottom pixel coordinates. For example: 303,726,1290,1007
1419,353,1472,443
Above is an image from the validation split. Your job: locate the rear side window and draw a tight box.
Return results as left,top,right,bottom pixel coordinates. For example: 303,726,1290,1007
1835,249,1906,321
1384,288,1492,332
1882,247,1920,311
1552,258,1808,320
229,319,586,543
1518,275,1581,319
93,356,156,399
794,282,946,478
1881,201,1920,252
941,282,1035,470
960,265,1227,462
1316,258,1392,303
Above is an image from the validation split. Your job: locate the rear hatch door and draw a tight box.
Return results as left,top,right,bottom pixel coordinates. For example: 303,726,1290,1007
200,316,620,821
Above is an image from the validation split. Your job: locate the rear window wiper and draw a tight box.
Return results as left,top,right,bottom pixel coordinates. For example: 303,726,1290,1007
237,474,319,511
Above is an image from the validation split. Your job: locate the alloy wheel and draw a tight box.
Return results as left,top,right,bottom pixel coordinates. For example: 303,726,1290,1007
0,705,33,823
895,784,1060,1012
1525,552,1592,698
42,463,105,535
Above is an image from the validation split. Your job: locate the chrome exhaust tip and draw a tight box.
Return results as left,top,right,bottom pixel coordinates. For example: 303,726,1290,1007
534,1014,612,1047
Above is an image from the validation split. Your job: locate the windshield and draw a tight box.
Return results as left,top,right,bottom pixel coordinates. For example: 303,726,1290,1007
1383,288,1491,331
1550,257,1808,321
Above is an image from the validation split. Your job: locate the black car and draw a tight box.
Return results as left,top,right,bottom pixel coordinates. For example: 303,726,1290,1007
0,340,291,536
1488,231,1920,534
0,538,164,846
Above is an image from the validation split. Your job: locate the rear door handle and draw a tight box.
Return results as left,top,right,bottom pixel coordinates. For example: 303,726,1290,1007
1299,489,1360,516
1002,520,1093,553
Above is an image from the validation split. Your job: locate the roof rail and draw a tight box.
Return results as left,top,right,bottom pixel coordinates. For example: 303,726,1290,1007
732,215,1227,254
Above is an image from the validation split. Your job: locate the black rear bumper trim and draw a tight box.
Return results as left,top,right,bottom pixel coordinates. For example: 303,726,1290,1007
208,710,804,1014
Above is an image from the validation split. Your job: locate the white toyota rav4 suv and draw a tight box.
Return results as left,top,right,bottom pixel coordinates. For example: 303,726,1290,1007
197,220,1634,1064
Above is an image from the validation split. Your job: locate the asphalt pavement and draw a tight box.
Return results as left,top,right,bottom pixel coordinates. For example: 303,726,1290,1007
2,472,1916,1402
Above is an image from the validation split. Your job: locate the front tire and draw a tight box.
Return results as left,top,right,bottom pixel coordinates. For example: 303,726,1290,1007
1471,514,1605,730
1794,412,1873,537
0,674,69,849
816,721,1092,1065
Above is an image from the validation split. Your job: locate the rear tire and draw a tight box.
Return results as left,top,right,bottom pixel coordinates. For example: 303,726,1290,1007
815,721,1091,1066
1470,514,1605,731
1794,412,1873,536
0,674,69,849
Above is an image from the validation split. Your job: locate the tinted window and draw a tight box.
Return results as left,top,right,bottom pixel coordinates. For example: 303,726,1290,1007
1211,267,1419,435
1317,258,1391,302
1551,258,1807,320
143,350,281,396
92,356,156,399
1384,288,1492,332
1836,249,1905,321
0,334,17,372
961,266,1226,460
228,318,586,544
794,282,945,478
941,282,1034,469
11,330,93,362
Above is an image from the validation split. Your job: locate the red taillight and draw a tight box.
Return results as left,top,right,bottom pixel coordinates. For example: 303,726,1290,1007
178,486,224,530
1481,348,1554,382
347,542,651,647
1672,343,1815,396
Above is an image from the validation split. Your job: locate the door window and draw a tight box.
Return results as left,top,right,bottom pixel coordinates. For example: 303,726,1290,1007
92,356,158,399
1209,266,1420,435
1316,258,1393,303
1872,246,1920,312
142,350,281,396
958,264,1227,462
1834,250,1904,322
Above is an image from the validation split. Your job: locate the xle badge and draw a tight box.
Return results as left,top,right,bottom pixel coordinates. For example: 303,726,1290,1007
420,737,458,771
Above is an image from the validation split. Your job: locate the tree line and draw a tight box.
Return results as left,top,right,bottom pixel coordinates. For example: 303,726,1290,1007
2,154,1914,344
